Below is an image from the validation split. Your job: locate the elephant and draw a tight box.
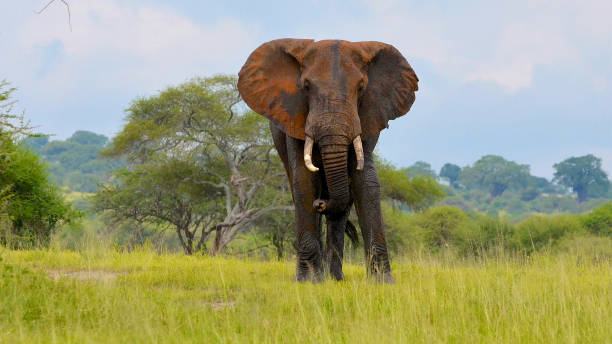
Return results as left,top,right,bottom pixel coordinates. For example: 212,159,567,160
237,39,418,283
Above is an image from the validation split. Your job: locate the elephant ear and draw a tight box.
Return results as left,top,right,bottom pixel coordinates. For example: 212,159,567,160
238,38,314,141
357,42,419,138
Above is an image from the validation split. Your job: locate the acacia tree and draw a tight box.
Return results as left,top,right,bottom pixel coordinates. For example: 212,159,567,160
102,75,292,254
93,156,225,254
553,154,610,203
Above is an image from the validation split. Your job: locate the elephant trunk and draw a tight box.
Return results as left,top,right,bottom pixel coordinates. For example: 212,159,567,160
313,136,351,214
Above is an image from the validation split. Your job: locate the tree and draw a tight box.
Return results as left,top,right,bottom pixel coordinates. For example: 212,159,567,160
439,163,461,187
459,155,530,200
377,156,445,212
67,130,108,146
23,130,124,193
553,154,610,203
403,161,437,179
0,80,78,247
101,75,292,254
253,206,295,260
0,80,31,138
93,156,225,254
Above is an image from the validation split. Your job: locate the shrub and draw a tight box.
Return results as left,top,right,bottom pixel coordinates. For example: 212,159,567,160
511,215,585,253
581,202,612,236
471,214,514,254
0,137,78,247
382,201,426,255
413,206,479,254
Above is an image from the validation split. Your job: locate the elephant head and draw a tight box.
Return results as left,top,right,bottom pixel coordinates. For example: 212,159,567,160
238,39,418,213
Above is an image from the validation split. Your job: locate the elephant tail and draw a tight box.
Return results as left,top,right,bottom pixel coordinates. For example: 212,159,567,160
345,220,359,245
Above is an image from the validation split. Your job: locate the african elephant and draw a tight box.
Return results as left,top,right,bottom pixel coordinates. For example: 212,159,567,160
237,39,418,282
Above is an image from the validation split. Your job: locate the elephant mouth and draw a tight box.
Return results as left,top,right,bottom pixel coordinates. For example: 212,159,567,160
303,135,364,172
304,134,364,214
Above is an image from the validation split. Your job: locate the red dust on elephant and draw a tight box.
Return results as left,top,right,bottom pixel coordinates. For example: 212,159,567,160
238,39,418,283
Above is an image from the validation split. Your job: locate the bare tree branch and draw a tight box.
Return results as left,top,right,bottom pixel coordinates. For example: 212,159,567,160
36,0,72,32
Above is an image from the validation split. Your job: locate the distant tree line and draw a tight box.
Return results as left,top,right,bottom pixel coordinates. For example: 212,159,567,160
442,155,609,202
23,131,124,193
4,72,610,256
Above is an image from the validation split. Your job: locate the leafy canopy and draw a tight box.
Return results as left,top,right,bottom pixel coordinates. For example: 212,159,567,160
553,154,610,203
460,155,530,198
377,156,445,212
97,75,291,254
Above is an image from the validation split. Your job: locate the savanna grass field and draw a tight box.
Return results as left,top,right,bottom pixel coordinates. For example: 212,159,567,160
2,247,611,343
2,1,612,344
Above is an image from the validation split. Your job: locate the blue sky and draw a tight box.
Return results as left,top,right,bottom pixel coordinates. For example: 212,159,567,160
1,0,610,178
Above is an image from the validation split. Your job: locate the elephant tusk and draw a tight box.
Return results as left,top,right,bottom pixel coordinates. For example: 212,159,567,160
304,136,319,172
353,136,364,171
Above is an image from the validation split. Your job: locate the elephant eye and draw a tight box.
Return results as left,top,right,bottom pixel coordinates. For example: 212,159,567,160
302,79,310,91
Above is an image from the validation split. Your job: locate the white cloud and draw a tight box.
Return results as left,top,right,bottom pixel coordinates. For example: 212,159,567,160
11,0,256,100
359,0,611,92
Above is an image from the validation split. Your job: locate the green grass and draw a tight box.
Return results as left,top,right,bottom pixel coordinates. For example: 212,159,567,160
1,248,611,343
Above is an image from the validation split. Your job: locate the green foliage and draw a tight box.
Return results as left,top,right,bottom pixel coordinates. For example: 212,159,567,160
0,81,79,247
553,154,610,202
439,163,461,187
377,156,445,212
93,156,223,254
510,215,585,253
415,206,477,252
0,80,32,139
519,186,540,201
67,130,108,146
460,155,530,198
97,74,291,254
403,160,437,178
581,202,612,235
22,131,123,193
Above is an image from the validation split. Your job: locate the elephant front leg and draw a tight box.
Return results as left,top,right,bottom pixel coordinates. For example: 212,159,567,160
351,156,395,283
288,137,324,283
325,212,348,281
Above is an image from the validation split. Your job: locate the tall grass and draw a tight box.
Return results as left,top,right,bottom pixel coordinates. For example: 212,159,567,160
1,248,611,343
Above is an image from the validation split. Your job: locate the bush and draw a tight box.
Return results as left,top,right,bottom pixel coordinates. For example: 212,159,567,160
382,201,425,255
581,202,612,236
511,215,585,253
470,214,514,254
411,206,487,256
0,137,78,247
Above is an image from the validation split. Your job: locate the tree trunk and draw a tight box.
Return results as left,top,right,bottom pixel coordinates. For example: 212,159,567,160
576,187,587,203
176,227,193,255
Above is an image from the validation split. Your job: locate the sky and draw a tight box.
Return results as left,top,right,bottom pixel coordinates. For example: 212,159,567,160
1,0,610,179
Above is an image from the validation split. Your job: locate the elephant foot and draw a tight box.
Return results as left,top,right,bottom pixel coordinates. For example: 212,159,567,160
293,272,324,283
330,270,345,281
294,264,324,283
